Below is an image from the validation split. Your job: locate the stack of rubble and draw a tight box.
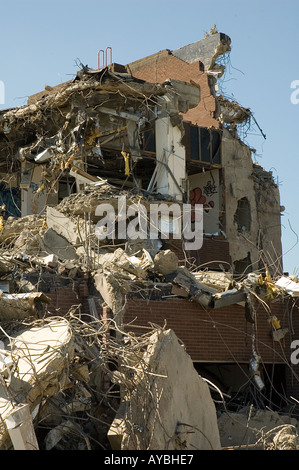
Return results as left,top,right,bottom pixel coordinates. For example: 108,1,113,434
0,309,222,450
0,184,297,450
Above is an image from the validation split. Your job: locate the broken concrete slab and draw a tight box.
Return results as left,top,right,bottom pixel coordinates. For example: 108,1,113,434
154,249,179,276
0,291,51,320
0,317,74,449
172,32,231,72
93,271,125,317
212,287,246,309
5,403,39,450
170,268,214,307
109,328,221,450
193,270,234,291
46,206,96,248
43,228,78,261
0,215,44,246
218,408,299,449
46,206,82,246
44,420,78,450
98,248,148,280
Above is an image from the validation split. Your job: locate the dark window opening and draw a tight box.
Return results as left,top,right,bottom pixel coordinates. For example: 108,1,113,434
0,183,21,219
200,127,211,162
234,252,252,278
194,362,288,413
190,125,199,160
211,130,221,164
234,197,251,233
184,123,221,165
142,129,156,153
58,177,76,203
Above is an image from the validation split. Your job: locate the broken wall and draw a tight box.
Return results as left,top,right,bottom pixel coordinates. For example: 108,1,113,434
252,164,283,274
155,116,186,200
124,296,288,364
127,50,219,128
221,128,282,276
21,164,58,216
221,128,259,274
189,169,221,234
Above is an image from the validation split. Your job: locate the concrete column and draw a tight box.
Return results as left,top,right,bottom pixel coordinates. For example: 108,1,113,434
154,116,185,201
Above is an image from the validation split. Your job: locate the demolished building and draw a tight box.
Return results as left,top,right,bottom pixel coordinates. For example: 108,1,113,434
0,32,298,450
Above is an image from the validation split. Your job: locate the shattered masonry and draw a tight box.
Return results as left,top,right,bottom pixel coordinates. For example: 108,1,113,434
0,32,297,450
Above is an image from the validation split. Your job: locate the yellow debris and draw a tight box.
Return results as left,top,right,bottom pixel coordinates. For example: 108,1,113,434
121,151,130,176
268,315,281,330
35,184,45,194
64,153,75,170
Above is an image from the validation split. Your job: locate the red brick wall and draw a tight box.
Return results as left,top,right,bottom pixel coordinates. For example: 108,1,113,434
40,271,299,400
284,299,299,401
46,276,90,316
127,50,219,128
124,297,285,363
123,295,299,399
164,236,232,270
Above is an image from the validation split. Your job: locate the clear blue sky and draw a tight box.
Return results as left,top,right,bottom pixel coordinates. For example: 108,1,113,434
0,0,298,275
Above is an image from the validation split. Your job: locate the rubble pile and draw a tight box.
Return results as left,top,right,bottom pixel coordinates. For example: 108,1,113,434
0,188,296,450
0,46,297,450
218,408,299,450
0,308,222,450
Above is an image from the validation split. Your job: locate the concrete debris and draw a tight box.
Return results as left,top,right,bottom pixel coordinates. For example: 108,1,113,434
0,32,296,451
46,206,93,248
44,420,78,451
193,270,233,291
270,425,299,450
0,292,51,321
217,94,251,124
109,328,221,450
43,228,78,261
153,249,179,275
275,276,299,297
0,190,294,450
218,408,299,450
0,313,225,450
5,403,39,450
0,317,74,449
0,215,44,246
